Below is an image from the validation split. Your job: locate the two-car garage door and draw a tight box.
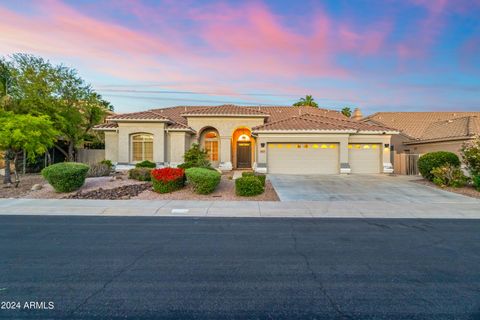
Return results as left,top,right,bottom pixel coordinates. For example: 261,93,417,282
268,143,339,174
267,142,382,174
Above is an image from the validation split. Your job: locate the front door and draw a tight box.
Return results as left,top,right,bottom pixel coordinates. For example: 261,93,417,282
237,142,252,168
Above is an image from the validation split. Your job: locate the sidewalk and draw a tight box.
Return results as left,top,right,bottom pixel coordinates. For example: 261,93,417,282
0,198,479,219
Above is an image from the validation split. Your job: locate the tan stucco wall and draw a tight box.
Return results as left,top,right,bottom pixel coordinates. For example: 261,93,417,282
187,117,265,168
405,139,470,157
116,122,166,163
167,131,189,164
104,131,118,163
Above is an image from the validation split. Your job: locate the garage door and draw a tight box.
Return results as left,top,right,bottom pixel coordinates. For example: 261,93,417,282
349,144,381,173
268,143,339,174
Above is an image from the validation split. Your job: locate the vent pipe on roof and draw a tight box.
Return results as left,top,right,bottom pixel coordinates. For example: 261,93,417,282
351,108,363,121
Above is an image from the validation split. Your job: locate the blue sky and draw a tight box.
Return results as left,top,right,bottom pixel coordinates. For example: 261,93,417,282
0,0,479,114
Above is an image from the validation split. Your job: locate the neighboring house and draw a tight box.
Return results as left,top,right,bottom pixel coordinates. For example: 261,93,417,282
93,105,397,174
362,112,480,156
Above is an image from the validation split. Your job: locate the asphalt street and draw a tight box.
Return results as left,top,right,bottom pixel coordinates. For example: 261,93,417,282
0,216,479,320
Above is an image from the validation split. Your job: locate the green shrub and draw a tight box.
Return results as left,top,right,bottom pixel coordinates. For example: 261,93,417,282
235,176,264,196
418,151,460,181
461,137,480,177
128,168,152,181
135,160,156,168
241,172,266,186
151,168,185,193
41,162,90,193
178,144,212,169
431,165,468,188
185,167,221,194
100,159,114,169
473,175,480,191
87,163,111,177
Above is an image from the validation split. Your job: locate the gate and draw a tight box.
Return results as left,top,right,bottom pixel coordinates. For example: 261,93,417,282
394,153,420,175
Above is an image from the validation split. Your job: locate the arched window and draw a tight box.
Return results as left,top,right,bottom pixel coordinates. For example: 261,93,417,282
203,130,219,161
131,134,153,162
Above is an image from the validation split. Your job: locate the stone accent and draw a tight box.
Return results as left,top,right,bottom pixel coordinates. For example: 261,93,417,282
340,162,351,174
219,161,233,171
383,163,394,174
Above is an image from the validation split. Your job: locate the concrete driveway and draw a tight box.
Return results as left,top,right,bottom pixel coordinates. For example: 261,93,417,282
268,174,480,203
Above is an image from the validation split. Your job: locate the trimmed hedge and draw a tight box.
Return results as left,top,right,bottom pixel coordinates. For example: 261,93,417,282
236,176,264,196
185,167,221,194
135,160,156,168
128,168,152,181
41,162,90,193
418,151,460,181
151,168,185,193
241,172,266,187
87,163,111,177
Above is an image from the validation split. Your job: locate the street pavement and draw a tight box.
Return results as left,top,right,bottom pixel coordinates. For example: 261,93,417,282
0,216,479,319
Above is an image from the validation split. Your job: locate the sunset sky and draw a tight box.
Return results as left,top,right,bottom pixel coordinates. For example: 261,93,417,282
1,0,479,114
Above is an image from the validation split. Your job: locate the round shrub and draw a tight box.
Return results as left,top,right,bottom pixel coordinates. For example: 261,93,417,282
87,163,111,177
41,162,90,193
129,168,152,181
185,167,221,194
135,160,156,168
241,172,266,187
100,159,114,169
235,176,264,197
431,164,468,188
418,151,460,181
151,167,185,193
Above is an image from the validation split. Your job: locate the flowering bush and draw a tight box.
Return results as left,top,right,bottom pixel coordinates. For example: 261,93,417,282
461,137,480,177
151,167,185,193
431,164,468,188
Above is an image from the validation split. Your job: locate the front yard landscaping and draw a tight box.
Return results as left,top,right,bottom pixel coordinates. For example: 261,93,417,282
412,178,480,199
0,170,279,201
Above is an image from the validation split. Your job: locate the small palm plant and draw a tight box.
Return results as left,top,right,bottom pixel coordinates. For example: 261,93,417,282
293,95,318,108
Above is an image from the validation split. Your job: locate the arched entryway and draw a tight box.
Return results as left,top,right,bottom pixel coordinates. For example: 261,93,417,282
199,127,220,167
232,128,254,169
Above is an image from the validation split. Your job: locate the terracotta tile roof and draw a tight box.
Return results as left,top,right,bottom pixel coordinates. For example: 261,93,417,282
363,112,480,139
180,104,269,116
93,122,118,130
100,105,392,134
252,114,397,133
108,110,171,121
405,116,480,143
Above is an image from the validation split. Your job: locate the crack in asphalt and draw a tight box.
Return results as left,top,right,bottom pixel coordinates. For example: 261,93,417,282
362,220,392,230
290,221,353,320
68,244,158,316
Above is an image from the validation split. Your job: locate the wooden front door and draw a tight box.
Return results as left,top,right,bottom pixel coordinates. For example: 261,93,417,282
236,142,252,168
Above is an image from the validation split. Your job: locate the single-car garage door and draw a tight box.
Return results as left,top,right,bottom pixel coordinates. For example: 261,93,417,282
268,143,339,174
349,144,381,173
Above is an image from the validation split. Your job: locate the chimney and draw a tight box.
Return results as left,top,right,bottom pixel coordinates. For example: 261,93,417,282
351,108,363,121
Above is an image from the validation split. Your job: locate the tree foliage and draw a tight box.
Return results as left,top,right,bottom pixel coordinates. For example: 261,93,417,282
293,95,318,108
2,54,113,161
0,111,58,184
341,107,352,117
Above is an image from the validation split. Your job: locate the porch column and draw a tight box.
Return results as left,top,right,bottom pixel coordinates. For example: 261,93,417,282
219,136,232,171
339,139,351,174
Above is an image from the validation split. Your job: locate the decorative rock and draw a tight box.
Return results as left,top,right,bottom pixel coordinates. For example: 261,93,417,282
65,183,151,200
31,184,43,191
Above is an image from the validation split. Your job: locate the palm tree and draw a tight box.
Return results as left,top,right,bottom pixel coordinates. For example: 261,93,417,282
293,95,318,108
341,107,352,117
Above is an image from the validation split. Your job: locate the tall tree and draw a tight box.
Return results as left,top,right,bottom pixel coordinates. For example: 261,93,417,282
0,111,58,184
6,54,110,161
341,107,352,117
293,95,318,107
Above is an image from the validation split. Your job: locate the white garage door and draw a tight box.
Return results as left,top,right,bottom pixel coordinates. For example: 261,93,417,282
268,143,339,174
349,144,381,173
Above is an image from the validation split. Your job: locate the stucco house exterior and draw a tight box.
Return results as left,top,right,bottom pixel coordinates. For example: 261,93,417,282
94,105,397,174
362,112,480,157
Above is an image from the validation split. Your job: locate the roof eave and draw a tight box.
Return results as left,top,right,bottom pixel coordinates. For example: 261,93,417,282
404,135,475,145
181,114,269,118
252,129,357,134
107,119,171,123
356,130,399,135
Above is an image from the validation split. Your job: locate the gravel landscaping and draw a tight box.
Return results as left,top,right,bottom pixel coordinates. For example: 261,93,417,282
412,178,480,199
1,171,280,201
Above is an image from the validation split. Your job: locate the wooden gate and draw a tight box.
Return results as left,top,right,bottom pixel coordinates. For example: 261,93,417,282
394,153,420,175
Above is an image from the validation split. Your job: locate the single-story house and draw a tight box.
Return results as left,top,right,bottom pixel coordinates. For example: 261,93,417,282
93,105,397,174
362,112,480,156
